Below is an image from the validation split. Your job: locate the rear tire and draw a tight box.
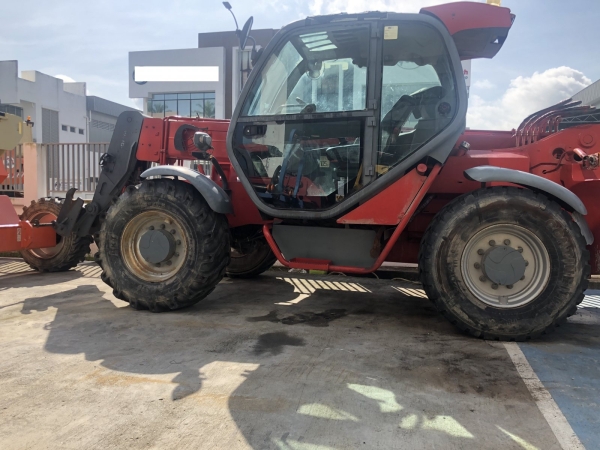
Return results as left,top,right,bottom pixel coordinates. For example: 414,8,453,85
19,198,92,272
419,187,589,341
227,230,276,278
97,179,230,312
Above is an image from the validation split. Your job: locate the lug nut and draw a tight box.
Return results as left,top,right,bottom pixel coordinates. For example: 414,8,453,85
160,224,166,229
176,240,182,245
489,240,496,246
524,261,529,267
507,285,513,289
170,229,176,234
518,247,523,253
156,263,161,267
474,262,481,269
520,276,525,281
504,239,511,246
479,275,487,282
166,260,172,266
477,249,485,255
149,226,155,230
491,283,499,290
174,252,179,257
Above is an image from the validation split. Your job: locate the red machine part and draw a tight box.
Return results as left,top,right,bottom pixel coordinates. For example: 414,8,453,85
0,197,57,252
421,2,514,36
337,167,429,225
135,116,267,228
133,111,600,274
263,165,441,274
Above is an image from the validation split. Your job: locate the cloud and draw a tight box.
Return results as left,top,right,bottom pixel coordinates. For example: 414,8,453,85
54,74,76,83
467,66,591,130
472,79,495,90
308,0,445,14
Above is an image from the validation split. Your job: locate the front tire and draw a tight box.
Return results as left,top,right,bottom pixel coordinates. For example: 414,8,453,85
97,179,230,312
19,198,92,272
419,187,589,341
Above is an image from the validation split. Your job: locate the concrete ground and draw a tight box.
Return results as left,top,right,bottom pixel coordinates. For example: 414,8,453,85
0,259,598,450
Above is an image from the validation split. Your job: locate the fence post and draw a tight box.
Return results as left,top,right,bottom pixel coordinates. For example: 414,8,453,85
23,143,48,205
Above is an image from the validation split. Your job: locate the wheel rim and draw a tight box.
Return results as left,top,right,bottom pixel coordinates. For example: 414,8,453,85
25,211,62,259
121,210,188,282
461,224,551,308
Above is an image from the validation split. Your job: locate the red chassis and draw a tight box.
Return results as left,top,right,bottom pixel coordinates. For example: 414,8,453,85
133,99,600,275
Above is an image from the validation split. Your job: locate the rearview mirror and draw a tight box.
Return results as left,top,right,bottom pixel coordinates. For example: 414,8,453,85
239,16,254,50
193,131,213,153
307,60,323,79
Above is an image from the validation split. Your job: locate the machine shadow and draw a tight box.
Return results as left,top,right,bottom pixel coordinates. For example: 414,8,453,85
17,273,549,449
16,275,444,398
0,268,84,295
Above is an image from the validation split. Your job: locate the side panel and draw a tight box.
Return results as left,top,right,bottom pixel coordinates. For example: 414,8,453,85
273,225,377,269
337,167,428,225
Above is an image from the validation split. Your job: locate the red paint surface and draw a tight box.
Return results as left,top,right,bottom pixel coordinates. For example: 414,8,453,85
264,166,441,274
338,168,430,225
132,101,600,274
421,2,514,36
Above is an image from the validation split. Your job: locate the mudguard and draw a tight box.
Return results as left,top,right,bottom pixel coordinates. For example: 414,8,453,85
140,166,233,215
465,166,593,244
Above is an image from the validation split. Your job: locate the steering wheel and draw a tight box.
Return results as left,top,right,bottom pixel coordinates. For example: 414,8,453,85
381,94,418,135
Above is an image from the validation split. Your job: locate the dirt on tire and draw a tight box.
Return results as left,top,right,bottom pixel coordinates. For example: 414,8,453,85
419,187,589,341
97,179,230,312
19,198,92,272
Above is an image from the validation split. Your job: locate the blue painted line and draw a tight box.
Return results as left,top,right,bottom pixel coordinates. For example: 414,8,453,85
518,290,600,449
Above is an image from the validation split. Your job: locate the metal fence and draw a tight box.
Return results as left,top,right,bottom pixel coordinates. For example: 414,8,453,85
45,143,108,198
0,146,24,197
45,143,213,199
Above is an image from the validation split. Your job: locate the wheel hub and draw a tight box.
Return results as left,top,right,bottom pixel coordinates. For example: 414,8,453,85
139,229,176,264
461,224,551,308
482,245,527,286
120,210,188,282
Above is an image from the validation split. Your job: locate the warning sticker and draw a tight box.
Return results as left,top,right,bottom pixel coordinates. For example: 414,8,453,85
319,156,330,168
384,26,398,40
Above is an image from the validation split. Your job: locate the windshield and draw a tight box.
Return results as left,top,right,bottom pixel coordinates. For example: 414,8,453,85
241,27,370,116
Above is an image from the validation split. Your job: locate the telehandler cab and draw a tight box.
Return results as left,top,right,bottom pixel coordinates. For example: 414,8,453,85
56,1,599,340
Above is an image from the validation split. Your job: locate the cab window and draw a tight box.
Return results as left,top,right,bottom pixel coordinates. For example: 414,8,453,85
242,27,369,116
377,23,457,176
233,26,370,211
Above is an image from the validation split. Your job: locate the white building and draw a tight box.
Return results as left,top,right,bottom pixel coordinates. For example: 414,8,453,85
0,60,138,143
573,79,600,108
129,29,277,120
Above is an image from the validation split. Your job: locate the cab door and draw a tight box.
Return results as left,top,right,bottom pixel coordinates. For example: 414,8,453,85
228,23,378,216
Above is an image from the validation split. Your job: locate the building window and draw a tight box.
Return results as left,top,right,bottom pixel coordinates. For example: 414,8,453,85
79,128,84,135
62,125,68,131
70,126,76,133
147,92,215,119
91,119,115,131
0,104,23,118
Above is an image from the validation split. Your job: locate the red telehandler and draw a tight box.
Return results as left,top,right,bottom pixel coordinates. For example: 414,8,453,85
55,2,599,340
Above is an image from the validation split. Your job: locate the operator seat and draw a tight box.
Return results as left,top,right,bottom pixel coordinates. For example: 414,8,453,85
380,87,448,168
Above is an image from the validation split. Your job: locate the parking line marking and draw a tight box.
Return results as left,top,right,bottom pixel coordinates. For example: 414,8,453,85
503,343,584,450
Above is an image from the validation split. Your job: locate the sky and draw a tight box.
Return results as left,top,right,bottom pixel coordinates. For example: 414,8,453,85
1,0,599,130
